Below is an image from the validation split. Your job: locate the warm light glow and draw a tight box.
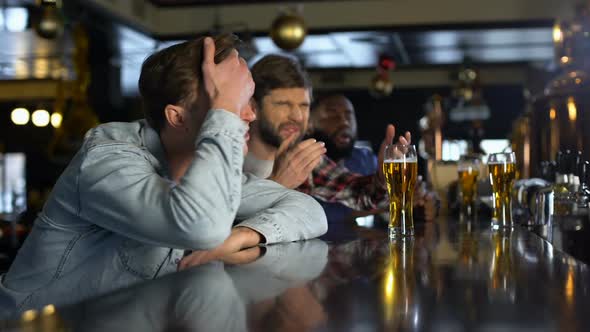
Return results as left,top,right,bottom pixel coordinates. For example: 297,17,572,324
553,23,563,43
567,97,577,121
575,78,582,84
383,264,395,323
385,268,394,300
50,112,63,128
561,56,570,64
284,26,304,39
42,304,56,315
32,109,50,127
549,107,557,120
33,58,50,79
565,267,574,305
21,309,37,322
15,59,29,79
11,107,29,125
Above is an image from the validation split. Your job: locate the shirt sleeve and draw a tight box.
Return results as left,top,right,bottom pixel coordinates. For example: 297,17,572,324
298,156,386,211
234,174,328,244
344,147,378,176
78,110,246,250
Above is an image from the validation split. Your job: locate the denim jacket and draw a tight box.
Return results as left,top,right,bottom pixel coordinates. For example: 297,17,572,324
0,109,327,312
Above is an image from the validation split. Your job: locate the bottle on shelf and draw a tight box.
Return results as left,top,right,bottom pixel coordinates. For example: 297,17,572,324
554,150,573,216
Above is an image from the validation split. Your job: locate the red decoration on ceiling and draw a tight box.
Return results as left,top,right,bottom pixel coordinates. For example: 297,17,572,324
378,55,396,70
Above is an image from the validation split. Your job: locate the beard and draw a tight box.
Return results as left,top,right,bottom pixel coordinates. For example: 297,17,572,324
257,113,304,149
312,129,356,162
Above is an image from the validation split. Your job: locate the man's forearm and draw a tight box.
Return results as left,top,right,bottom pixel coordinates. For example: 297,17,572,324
236,176,328,244
178,227,263,270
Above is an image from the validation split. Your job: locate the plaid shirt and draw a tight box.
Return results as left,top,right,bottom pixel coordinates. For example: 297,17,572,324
297,155,386,211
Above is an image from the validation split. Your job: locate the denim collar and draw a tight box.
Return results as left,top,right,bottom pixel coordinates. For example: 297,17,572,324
139,120,171,179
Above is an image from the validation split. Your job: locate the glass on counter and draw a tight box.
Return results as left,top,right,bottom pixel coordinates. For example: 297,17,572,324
488,152,516,229
457,154,481,219
383,144,418,238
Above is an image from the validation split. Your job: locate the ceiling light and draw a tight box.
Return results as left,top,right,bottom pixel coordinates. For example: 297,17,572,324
11,108,30,125
50,112,62,128
32,109,50,127
5,7,28,32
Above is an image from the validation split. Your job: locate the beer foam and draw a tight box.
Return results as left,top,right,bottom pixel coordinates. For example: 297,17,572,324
487,161,515,165
384,157,418,163
458,165,476,171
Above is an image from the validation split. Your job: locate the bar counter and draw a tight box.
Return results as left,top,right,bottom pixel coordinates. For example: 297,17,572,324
2,215,590,331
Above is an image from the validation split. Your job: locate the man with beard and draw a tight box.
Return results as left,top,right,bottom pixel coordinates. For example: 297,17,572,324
243,54,326,188
309,94,377,176
244,54,410,212
309,94,439,220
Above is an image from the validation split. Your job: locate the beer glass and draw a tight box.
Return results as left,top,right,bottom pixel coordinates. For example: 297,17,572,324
383,144,418,238
458,155,481,218
487,152,516,229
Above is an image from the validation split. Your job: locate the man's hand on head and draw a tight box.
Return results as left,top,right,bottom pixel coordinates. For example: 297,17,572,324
269,135,326,189
376,124,412,186
201,37,254,116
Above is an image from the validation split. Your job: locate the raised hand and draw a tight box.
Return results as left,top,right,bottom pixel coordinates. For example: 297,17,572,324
377,124,412,185
201,37,254,116
269,136,326,189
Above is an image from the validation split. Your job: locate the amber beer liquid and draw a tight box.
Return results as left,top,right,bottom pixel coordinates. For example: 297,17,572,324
383,159,418,237
458,168,479,206
488,162,516,228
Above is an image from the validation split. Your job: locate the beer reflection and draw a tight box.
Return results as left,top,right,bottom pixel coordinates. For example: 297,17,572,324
565,265,575,306
458,224,479,270
488,229,515,302
556,265,578,332
381,238,419,330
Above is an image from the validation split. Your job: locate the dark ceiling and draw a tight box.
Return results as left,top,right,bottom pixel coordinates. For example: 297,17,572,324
148,0,334,6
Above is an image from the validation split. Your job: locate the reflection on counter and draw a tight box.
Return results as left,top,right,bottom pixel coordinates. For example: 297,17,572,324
2,219,590,331
488,229,515,302
381,239,418,331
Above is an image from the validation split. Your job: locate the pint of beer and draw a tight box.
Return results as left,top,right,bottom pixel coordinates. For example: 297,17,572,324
383,144,418,238
487,152,516,229
457,155,481,218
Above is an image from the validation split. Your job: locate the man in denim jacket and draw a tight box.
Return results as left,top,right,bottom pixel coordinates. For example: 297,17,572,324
0,35,327,311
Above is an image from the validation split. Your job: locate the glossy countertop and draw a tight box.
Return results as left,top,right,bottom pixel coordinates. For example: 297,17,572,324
2,215,590,332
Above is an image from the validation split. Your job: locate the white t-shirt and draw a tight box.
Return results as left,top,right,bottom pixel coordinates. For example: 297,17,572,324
243,153,274,179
